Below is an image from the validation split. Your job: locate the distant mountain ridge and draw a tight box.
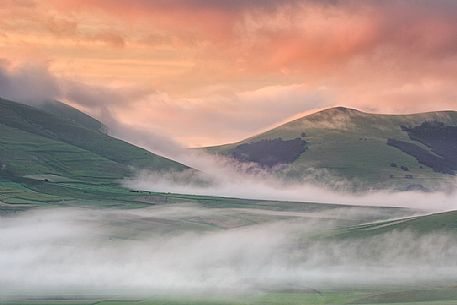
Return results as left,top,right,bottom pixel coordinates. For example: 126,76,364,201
206,106,457,190
0,97,187,186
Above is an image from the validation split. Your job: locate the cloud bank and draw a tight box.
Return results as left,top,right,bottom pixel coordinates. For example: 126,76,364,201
124,165,457,211
2,1,457,145
1,206,457,296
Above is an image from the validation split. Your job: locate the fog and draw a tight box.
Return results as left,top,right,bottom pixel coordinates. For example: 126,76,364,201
122,149,457,211
1,206,457,297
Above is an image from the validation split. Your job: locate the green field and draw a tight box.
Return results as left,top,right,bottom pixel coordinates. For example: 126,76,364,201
4,287,457,305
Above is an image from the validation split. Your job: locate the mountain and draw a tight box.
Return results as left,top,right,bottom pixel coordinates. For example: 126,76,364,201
36,100,106,132
206,107,457,190
0,97,189,204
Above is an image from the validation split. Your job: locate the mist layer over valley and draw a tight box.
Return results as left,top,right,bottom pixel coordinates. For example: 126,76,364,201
1,97,457,304
123,154,457,211
3,0,457,303
2,203,457,298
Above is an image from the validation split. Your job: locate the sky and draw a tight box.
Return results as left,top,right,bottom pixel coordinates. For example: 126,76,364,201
1,0,457,146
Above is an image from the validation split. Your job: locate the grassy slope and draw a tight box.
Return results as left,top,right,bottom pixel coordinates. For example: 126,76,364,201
0,98,187,176
0,123,128,180
0,97,189,195
207,107,457,188
35,100,106,132
0,97,192,209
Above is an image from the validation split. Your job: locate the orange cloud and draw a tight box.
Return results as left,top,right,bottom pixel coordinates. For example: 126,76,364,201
1,0,457,146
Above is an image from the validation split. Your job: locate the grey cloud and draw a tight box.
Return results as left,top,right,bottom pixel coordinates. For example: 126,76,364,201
0,63,61,104
63,81,129,108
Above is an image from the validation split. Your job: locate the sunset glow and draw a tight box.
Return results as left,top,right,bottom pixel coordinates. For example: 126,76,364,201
2,0,457,146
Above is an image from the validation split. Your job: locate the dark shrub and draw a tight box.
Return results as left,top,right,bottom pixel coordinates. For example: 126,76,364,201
231,137,307,167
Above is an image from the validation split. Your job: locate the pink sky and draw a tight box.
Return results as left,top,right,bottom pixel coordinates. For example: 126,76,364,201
1,0,457,146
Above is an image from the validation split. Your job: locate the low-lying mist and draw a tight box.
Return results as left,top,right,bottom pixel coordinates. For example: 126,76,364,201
105,119,457,211
123,151,457,211
2,205,457,296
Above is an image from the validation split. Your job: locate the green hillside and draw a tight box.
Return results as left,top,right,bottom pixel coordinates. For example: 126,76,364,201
0,99,455,305
0,98,187,172
36,100,106,132
206,107,457,190
0,97,188,204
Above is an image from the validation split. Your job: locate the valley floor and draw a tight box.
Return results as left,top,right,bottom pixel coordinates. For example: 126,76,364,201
3,287,457,305
1,180,457,305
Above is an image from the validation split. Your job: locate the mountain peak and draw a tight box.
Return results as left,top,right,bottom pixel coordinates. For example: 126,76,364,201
294,106,364,127
313,106,362,116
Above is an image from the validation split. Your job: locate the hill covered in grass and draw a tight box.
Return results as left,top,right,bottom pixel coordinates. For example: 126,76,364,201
1,100,456,305
0,97,189,205
206,107,457,190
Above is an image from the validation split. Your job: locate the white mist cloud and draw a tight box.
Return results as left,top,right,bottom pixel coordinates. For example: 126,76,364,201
1,206,457,297
123,148,457,211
